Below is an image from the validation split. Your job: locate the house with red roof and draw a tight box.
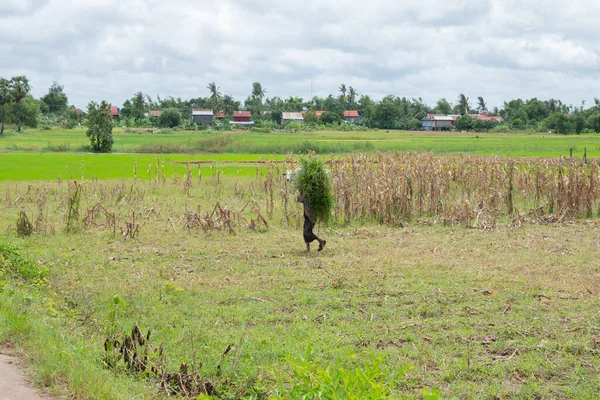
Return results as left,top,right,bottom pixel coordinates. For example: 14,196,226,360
149,110,162,118
344,110,360,124
469,113,504,123
107,105,119,120
230,111,254,128
215,112,225,120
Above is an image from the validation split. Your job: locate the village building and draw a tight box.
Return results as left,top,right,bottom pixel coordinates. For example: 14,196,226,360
191,109,214,125
229,111,254,127
421,114,454,131
107,105,119,120
281,112,304,128
215,112,225,120
344,110,360,124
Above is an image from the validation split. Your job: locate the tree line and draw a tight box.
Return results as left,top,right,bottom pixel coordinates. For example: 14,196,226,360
3,75,600,135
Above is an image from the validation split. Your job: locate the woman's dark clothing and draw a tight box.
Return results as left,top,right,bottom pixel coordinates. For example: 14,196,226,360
298,193,318,243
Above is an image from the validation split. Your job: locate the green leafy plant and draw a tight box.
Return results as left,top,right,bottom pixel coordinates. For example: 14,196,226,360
275,345,411,399
295,156,334,224
86,100,114,152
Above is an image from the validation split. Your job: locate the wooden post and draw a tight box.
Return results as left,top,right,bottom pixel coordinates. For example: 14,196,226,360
584,147,587,164
570,148,573,159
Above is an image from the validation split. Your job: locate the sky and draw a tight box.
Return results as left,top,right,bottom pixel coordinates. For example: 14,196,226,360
1,0,599,110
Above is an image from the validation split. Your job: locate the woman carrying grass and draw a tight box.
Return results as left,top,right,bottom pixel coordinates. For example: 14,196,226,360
294,156,333,252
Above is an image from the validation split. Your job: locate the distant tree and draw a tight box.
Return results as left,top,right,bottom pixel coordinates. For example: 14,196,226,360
222,94,237,116
455,94,470,115
511,118,525,130
571,114,585,134
338,84,347,106
0,78,11,135
476,96,487,113
303,110,318,124
434,98,452,114
357,95,376,127
40,82,68,114
320,111,343,124
251,82,266,100
455,115,473,131
5,95,41,128
524,98,548,122
347,87,357,108
10,76,31,132
158,108,181,128
207,82,221,110
544,112,571,134
86,101,114,152
374,95,399,129
587,112,600,133
490,106,500,116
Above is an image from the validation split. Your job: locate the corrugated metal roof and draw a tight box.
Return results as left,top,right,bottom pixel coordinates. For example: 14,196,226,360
234,111,251,118
470,114,504,122
315,110,325,117
344,110,359,117
149,110,162,117
215,112,225,119
282,112,304,119
192,109,214,116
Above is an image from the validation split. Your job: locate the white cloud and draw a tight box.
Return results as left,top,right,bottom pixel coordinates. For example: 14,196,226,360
0,0,599,109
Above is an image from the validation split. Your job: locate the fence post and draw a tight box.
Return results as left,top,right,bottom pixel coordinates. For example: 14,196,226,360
584,147,587,164
570,148,573,159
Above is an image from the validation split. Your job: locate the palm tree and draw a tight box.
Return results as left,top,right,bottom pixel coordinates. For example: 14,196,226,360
457,94,470,116
0,78,11,135
347,87,357,108
207,82,221,110
252,82,266,100
477,96,487,114
10,76,31,132
338,84,347,106
222,94,235,116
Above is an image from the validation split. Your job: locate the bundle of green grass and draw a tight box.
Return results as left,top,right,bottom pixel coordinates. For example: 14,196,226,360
295,157,334,224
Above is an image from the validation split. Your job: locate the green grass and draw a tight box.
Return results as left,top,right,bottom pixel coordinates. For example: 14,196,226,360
0,153,282,181
1,176,599,399
2,127,600,158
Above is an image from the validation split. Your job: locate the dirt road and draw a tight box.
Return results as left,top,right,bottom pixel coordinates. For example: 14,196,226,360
0,353,45,400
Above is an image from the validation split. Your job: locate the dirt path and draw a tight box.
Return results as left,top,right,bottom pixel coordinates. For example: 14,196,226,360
0,353,46,400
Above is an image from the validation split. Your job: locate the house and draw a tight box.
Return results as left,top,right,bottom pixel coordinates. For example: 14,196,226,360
191,109,214,125
421,114,453,131
314,110,325,118
230,111,254,128
344,110,360,124
149,110,162,118
281,112,304,128
107,105,119,120
215,112,225,120
76,108,85,123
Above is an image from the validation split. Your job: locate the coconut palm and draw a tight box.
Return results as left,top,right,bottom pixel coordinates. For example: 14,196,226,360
10,76,31,132
457,93,470,116
207,82,221,110
477,96,487,113
347,87,357,108
338,84,347,106
252,82,266,100
222,94,235,116
0,78,11,135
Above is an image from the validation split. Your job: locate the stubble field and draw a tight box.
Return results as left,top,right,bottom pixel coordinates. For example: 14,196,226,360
1,150,600,399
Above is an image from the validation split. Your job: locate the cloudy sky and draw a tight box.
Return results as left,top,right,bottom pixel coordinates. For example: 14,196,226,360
1,0,599,110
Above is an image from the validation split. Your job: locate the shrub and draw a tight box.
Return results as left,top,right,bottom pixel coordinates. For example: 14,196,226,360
455,115,473,131
294,156,334,224
158,108,181,128
320,111,343,125
86,101,114,152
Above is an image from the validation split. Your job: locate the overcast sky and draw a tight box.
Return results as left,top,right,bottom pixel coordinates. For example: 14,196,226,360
1,0,599,110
